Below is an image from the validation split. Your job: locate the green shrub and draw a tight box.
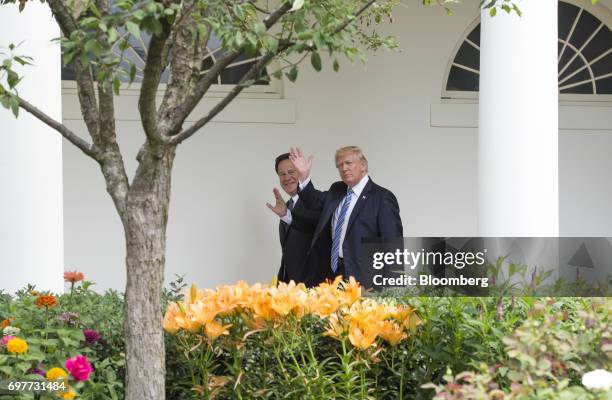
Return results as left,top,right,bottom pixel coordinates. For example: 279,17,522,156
0,280,124,399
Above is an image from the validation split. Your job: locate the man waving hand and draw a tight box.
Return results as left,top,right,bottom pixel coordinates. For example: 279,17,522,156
289,146,403,288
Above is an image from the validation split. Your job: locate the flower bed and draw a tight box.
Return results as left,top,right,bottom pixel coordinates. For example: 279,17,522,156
1,273,610,399
163,277,611,399
0,274,124,399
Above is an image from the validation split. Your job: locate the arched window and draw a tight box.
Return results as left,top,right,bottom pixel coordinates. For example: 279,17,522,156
443,0,612,99
61,29,279,93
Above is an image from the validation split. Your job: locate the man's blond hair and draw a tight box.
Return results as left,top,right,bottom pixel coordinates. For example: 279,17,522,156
335,146,368,171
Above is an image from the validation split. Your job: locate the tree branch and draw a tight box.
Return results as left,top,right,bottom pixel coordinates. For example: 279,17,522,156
17,96,97,159
158,0,293,137
335,0,377,34
167,0,377,145
47,0,100,137
168,51,276,146
139,22,172,143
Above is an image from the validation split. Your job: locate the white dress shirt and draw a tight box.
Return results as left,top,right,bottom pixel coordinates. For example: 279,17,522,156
280,194,299,225
299,175,370,258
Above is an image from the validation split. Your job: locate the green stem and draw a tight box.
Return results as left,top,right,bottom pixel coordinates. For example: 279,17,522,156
43,307,49,353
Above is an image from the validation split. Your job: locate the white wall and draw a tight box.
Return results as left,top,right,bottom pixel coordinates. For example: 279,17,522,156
61,1,612,291
0,3,63,294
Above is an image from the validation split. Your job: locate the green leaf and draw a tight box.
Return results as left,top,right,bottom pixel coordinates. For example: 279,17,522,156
13,56,32,66
254,21,266,36
7,70,20,89
313,31,325,50
108,27,118,43
11,97,20,117
286,66,298,82
15,362,31,373
129,63,137,83
235,31,244,48
0,366,13,375
333,59,339,72
265,36,279,54
126,21,140,39
233,4,245,20
489,7,497,17
112,78,120,95
310,52,322,72
84,39,98,53
119,39,129,51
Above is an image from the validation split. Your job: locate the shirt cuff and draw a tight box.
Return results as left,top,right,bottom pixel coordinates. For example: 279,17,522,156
298,177,311,191
281,209,293,225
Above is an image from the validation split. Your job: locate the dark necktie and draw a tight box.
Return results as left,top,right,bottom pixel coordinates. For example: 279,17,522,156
280,199,294,239
331,188,353,272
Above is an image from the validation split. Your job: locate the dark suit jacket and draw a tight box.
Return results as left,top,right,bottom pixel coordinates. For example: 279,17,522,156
298,177,403,288
277,200,320,284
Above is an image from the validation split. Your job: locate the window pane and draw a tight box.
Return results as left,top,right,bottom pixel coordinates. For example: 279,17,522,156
582,26,612,62
558,1,580,42
596,76,612,94
560,81,594,94
559,56,587,81
446,66,479,91
591,52,612,77
562,67,591,87
467,25,480,47
559,46,577,70
569,10,600,49
454,41,479,71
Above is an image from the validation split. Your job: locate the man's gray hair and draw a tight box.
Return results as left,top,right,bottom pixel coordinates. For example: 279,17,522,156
335,146,368,171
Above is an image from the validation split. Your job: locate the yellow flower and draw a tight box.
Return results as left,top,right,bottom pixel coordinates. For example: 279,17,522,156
46,367,68,381
204,321,232,341
57,388,76,399
348,323,378,350
190,299,218,326
306,291,340,318
251,292,276,321
163,303,181,334
323,313,348,338
211,285,243,316
6,337,28,354
379,320,407,346
269,281,307,317
338,277,361,306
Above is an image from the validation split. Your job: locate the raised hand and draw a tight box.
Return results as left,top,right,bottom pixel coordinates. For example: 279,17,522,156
289,147,313,182
266,188,288,217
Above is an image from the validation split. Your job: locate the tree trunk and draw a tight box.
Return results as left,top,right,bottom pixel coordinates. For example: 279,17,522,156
123,144,176,400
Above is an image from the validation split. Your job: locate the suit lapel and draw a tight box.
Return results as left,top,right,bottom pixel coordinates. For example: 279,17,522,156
313,185,345,241
345,179,373,235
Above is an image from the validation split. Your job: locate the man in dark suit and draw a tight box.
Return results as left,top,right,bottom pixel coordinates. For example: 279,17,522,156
289,146,403,288
266,153,321,284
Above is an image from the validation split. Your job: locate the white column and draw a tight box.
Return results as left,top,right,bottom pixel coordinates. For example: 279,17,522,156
0,3,63,293
478,0,559,236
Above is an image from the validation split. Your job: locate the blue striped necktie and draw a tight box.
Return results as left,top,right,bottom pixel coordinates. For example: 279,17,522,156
331,188,353,273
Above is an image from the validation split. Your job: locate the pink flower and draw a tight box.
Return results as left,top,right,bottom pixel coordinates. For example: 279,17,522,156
65,355,93,381
0,335,15,347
